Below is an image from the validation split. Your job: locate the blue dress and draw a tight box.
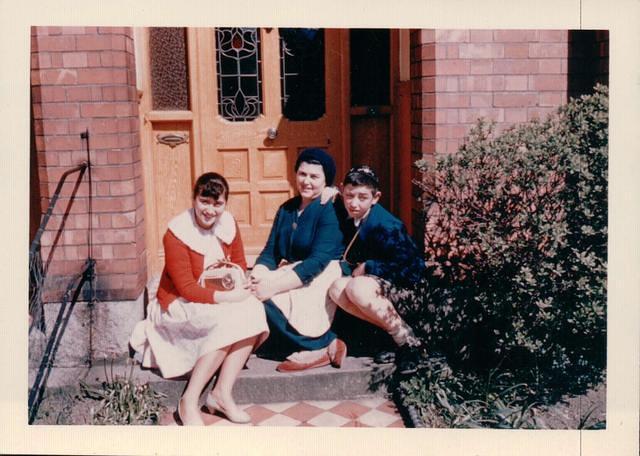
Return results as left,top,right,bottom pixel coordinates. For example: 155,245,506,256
255,196,343,350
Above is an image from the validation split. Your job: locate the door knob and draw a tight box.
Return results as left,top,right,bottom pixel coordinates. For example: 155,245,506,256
267,127,278,140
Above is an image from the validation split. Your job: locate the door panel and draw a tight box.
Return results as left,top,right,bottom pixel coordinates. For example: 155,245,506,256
351,116,391,210
146,121,194,267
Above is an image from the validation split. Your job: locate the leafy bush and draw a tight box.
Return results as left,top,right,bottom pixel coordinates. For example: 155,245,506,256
403,85,608,391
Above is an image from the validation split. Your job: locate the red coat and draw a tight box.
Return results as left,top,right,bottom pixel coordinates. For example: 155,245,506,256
156,219,247,311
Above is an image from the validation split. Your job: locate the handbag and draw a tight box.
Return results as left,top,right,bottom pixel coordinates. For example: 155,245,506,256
198,259,247,291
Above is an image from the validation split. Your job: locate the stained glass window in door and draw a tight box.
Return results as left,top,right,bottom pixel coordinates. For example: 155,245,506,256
279,28,325,121
215,28,263,121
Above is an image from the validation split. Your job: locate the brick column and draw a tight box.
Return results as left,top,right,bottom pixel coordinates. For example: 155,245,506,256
413,29,573,157
30,26,145,363
30,27,147,366
410,29,436,241
412,29,609,159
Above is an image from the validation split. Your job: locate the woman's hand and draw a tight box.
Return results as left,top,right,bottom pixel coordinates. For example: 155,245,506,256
320,185,340,205
352,263,366,277
249,266,303,300
249,264,270,282
248,266,276,300
251,280,280,301
216,286,252,303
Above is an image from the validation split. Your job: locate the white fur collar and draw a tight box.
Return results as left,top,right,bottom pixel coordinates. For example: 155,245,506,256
168,209,236,256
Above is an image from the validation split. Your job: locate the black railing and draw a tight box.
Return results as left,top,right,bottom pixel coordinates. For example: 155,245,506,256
29,162,87,333
28,129,96,424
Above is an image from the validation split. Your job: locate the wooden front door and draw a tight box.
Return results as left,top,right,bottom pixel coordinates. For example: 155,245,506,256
140,28,349,276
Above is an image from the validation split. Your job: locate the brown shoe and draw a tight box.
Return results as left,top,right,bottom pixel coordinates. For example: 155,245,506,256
328,338,347,368
276,353,331,372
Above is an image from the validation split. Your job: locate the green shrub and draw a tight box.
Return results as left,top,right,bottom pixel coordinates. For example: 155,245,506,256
405,85,607,389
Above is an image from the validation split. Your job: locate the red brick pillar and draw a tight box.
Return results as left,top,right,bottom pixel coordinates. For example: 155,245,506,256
410,29,436,241
31,26,146,359
412,30,574,160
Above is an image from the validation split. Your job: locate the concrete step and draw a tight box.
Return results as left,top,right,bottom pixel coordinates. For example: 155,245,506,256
30,308,400,418
30,354,395,409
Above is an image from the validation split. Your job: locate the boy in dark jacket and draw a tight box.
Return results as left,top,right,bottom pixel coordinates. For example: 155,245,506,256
329,165,425,374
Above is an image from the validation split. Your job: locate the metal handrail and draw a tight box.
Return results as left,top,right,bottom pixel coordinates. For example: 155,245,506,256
29,161,89,335
29,130,96,423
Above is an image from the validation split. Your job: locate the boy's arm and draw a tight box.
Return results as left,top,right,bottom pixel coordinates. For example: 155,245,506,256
363,223,426,286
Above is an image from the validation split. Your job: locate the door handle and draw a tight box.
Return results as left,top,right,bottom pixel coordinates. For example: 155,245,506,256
156,133,189,148
267,127,278,140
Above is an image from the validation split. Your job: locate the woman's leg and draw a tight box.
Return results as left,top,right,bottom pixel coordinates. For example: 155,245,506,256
203,335,260,422
263,299,336,351
209,335,256,407
179,347,229,425
263,299,336,370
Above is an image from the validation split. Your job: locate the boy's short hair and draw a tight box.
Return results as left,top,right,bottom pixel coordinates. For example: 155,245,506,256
193,172,229,200
344,165,380,192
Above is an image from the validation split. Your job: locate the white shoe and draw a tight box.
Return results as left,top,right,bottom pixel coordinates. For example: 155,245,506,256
177,398,204,426
204,394,251,424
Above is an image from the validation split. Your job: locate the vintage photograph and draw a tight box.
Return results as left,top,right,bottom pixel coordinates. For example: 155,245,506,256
28,26,608,431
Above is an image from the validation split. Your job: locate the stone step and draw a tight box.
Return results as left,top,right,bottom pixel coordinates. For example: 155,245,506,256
29,303,400,417
30,355,395,409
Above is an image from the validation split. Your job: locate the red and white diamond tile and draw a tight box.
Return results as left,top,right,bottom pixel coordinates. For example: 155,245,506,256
161,397,405,428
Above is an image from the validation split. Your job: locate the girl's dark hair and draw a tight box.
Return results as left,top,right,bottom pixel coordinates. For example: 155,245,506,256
344,165,380,191
193,172,229,200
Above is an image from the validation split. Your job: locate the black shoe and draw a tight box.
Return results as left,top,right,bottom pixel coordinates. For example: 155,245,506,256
396,344,422,376
373,350,396,364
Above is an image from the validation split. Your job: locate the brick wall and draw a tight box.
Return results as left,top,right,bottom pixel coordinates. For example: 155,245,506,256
410,28,609,237
31,26,146,302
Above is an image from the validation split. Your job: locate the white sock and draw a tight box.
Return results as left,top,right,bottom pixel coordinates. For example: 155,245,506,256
389,323,420,347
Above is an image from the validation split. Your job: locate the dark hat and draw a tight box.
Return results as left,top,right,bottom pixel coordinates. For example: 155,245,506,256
294,148,336,186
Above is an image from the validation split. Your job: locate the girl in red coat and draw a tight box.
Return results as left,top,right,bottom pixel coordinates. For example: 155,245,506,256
130,173,269,425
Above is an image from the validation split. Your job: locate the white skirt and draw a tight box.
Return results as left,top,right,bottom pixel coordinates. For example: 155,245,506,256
269,260,342,337
130,294,269,379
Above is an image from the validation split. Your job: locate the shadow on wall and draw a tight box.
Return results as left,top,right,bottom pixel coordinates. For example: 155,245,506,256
567,30,609,98
30,99,42,245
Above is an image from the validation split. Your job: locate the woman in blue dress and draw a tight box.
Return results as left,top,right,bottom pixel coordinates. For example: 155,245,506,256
249,148,347,372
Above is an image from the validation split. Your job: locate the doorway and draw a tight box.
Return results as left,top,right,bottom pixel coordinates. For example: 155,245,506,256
139,27,410,277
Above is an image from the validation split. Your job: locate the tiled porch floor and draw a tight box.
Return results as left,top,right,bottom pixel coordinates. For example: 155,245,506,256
160,397,405,428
